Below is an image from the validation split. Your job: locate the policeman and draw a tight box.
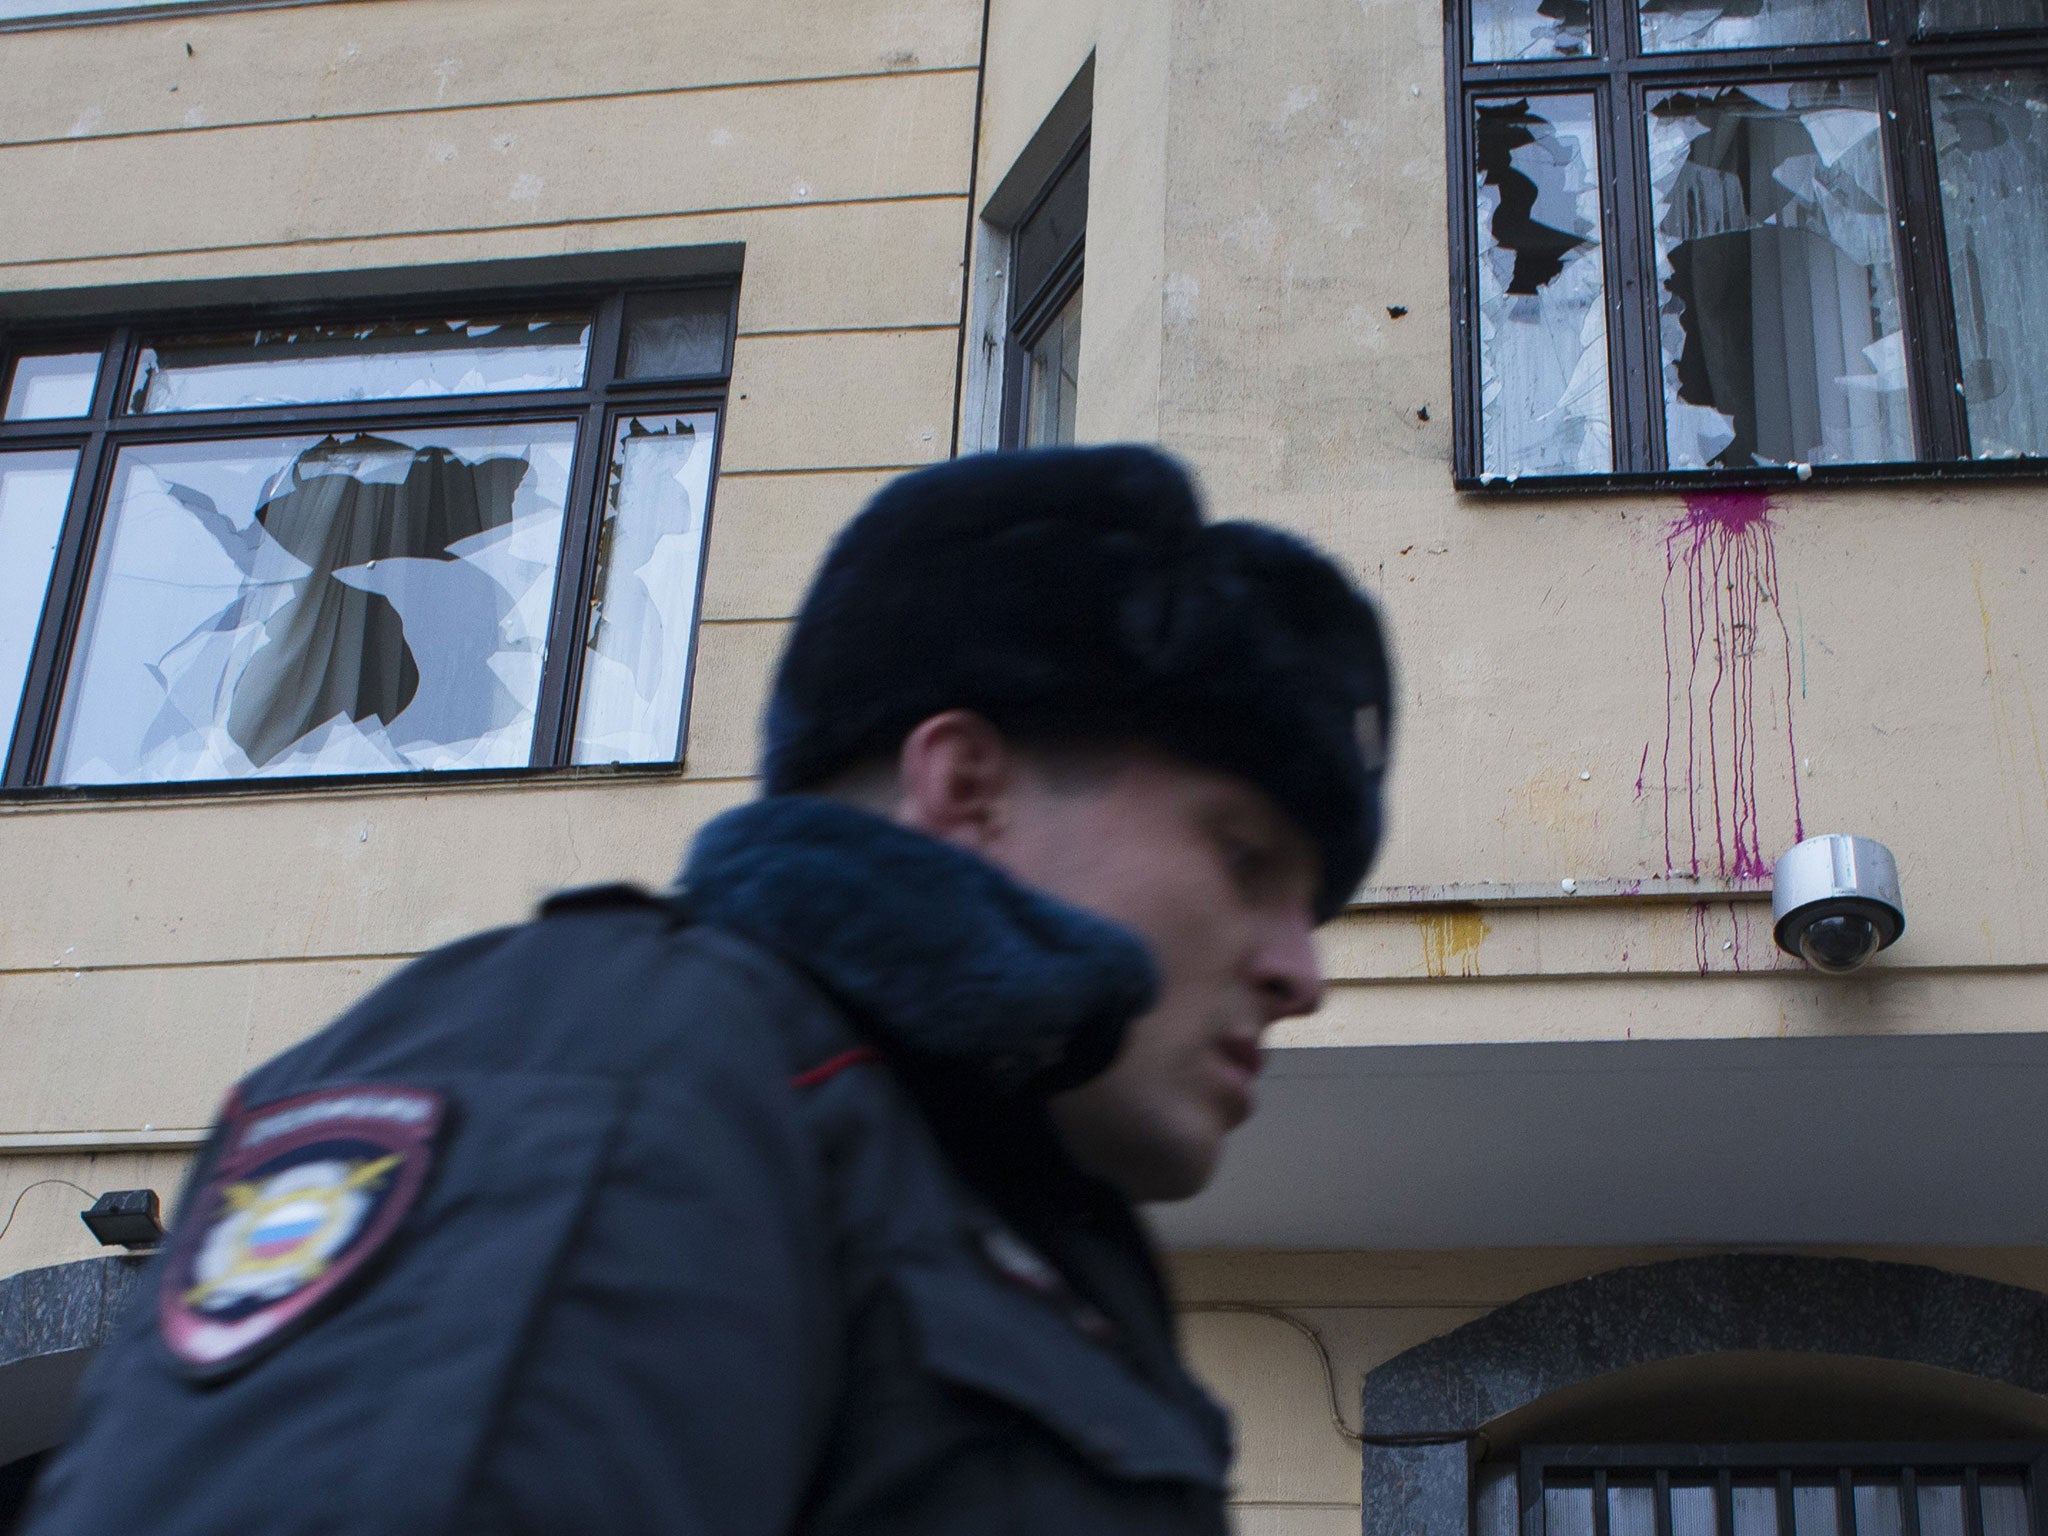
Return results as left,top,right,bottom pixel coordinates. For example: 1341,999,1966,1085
24,444,1392,1536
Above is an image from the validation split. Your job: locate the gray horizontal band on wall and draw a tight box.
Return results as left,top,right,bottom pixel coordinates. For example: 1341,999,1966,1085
0,241,745,324
0,1129,208,1155
1348,877,1773,910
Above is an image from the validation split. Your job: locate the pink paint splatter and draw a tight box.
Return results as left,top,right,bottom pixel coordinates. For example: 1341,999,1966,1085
1660,493,1804,881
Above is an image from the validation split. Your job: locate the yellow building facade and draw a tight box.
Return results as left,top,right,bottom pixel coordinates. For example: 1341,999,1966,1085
4,0,2048,1531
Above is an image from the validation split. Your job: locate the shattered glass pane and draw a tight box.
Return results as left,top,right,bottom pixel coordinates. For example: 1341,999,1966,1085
0,449,77,751
51,424,576,784
1474,95,1613,477
571,413,719,765
4,350,100,420
132,312,591,414
1649,80,1914,469
621,289,732,380
1473,0,1593,60
1931,69,2048,457
1639,0,1869,52
1024,284,1083,447
1921,0,2048,30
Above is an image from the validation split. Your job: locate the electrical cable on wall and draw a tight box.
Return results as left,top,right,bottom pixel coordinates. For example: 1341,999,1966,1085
1184,1303,1487,1451
0,1178,98,1249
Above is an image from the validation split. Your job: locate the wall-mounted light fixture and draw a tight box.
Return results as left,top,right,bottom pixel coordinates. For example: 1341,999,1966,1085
80,1189,165,1250
1771,834,1905,974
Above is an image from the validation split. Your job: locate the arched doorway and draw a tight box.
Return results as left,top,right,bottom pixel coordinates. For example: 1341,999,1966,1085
1358,1256,2048,1536
0,1258,148,1533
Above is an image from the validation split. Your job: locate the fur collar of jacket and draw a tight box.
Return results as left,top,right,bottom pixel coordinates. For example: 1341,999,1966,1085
678,795,1156,1097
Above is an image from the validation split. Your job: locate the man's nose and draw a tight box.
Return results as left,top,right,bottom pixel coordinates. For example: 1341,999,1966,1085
1251,914,1326,1022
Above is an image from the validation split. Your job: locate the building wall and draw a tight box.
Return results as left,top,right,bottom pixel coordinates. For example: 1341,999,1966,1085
1144,0,2048,1033
1,0,2045,1522
0,0,980,1272
963,0,2048,1052
1173,1246,2048,1536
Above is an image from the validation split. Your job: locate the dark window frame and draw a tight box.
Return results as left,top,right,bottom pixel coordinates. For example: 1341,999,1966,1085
1518,1441,2048,1536
0,278,737,796
0,0,344,36
1000,130,1090,449
1443,0,2048,491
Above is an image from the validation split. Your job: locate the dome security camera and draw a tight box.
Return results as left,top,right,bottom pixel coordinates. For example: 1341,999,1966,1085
1770,834,1905,974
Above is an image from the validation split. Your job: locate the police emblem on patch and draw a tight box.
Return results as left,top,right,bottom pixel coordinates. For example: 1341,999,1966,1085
159,1084,443,1379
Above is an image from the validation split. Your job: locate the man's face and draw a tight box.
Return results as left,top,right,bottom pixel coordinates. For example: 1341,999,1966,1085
985,749,1327,1202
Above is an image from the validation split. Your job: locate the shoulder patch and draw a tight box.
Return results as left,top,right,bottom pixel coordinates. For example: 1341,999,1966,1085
159,1085,443,1380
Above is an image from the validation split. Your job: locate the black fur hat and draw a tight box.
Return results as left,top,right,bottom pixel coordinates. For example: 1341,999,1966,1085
761,445,1393,919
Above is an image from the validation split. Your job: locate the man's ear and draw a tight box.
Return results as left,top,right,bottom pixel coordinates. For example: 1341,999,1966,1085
893,711,1016,854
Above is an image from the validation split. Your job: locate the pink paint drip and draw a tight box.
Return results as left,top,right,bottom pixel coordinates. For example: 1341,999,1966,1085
1660,493,1804,881
1689,901,1746,973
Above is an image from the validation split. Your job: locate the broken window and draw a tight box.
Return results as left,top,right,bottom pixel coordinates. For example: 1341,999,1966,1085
132,312,592,414
1474,94,1613,476
52,427,575,783
1648,80,1913,469
0,450,75,752
1453,0,2047,481
0,282,735,789
1637,0,1868,54
1473,0,1593,61
1929,69,2048,457
572,414,719,766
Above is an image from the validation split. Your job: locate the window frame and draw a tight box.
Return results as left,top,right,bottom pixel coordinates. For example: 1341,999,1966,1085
1000,130,1090,449
0,0,344,34
1515,1441,2048,1536
0,278,737,795
1443,0,2048,490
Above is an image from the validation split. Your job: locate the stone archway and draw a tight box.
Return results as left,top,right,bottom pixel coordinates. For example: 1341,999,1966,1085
1357,1255,2048,1536
0,1258,147,1495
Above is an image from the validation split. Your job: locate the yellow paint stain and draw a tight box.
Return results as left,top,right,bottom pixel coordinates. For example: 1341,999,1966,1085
1973,558,2034,866
2017,661,2048,811
1499,773,1579,866
1418,909,1489,977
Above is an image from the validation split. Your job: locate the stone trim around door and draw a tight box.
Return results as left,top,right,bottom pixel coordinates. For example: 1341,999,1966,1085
1357,1254,2048,1536
0,1256,150,1466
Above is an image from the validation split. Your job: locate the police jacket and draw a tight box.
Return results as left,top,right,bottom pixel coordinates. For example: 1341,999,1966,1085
26,796,1233,1536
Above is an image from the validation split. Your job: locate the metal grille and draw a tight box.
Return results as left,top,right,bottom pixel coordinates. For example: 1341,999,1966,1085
1520,1445,2048,1536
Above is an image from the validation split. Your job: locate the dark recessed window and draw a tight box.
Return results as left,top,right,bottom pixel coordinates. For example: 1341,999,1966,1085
1003,134,1089,448
1447,0,2048,485
0,282,736,789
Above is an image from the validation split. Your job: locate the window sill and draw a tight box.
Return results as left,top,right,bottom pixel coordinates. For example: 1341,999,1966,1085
1453,455,2048,495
